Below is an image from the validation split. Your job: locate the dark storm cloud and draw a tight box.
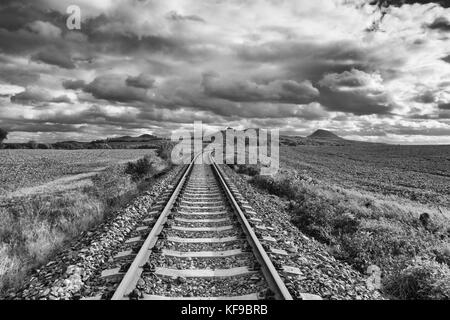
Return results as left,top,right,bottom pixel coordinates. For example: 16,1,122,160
0,28,48,54
427,16,450,31
236,40,376,80
0,1,65,32
31,47,75,69
50,95,71,103
316,69,394,115
126,74,155,89
318,87,393,115
166,11,205,23
11,88,52,104
0,0,449,144
83,75,150,103
62,79,86,90
0,3,67,56
237,40,366,64
368,1,450,7
0,66,40,86
82,14,184,56
10,87,70,105
438,102,450,110
4,121,82,133
414,91,436,103
202,73,319,104
0,104,140,131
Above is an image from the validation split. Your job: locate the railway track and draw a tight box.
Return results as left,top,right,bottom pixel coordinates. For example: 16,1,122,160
100,153,293,300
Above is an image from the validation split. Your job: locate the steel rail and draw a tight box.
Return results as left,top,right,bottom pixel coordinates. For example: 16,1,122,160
209,153,293,300
111,157,197,300
111,151,292,300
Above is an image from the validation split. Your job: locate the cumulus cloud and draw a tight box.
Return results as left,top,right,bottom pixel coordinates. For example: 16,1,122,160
26,20,61,39
414,91,436,104
31,47,75,69
62,79,86,90
166,11,205,23
126,74,156,89
202,74,319,104
10,87,70,105
317,69,394,115
427,16,450,31
83,75,150,103
438,102,450,109
0,0,449,143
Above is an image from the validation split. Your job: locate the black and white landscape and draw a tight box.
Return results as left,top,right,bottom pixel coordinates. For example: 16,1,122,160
0,0,449,302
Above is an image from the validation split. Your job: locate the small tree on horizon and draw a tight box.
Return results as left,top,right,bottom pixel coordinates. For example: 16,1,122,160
28,140,38,149
0,128,8,144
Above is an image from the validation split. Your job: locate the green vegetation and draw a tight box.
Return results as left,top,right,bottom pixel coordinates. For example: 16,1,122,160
237,165,450,300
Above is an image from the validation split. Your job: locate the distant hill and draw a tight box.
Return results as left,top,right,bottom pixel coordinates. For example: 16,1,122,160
282,129,349,146
104,134,161,143
280,129,387,147
3,133,167,150
307,129,343,140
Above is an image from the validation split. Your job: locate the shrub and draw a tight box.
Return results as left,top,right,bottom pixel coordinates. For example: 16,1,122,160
433,243,450,266
38,143,52,149
243,168,450,299
156,142,173,162
339,220,422,272
384,258,450,299
250,175,298,199
237,165,259,176
28,141,38,149
124,157,155,181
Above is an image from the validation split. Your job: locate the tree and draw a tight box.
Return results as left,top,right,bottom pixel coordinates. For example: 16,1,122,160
28,140,38,149
0,128,8,144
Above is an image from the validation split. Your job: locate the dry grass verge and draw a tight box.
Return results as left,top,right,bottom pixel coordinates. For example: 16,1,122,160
0,156,165,295
238,166,450,299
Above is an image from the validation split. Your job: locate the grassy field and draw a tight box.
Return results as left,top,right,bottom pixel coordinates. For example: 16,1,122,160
0,150,153,197
0,147,171,295
231,142,450,299
281,144,450,207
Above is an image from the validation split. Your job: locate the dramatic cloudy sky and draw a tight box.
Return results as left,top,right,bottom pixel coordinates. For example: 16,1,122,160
0,0,449,144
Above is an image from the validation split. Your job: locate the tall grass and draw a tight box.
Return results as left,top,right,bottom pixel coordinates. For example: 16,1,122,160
0,192,104,293
247,171,450,299
0,156,161,295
